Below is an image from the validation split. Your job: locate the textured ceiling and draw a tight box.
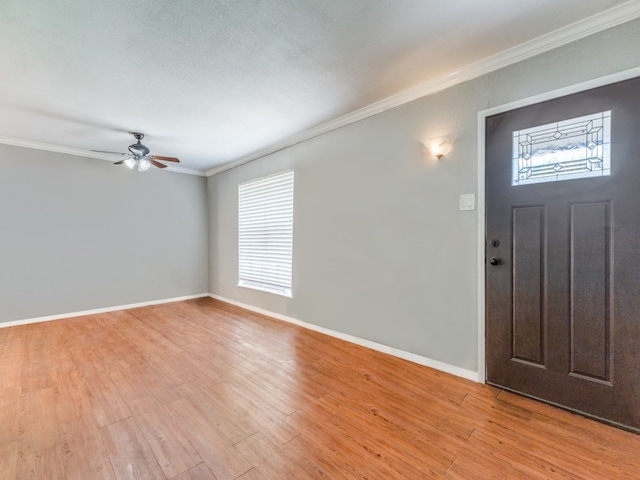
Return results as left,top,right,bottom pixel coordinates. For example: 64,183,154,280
0,0,636,174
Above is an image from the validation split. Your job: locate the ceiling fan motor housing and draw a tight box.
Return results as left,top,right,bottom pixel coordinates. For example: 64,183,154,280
128,133,150,156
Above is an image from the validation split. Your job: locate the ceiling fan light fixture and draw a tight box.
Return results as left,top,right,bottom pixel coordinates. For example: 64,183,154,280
138,159,151,172
96,132,181,171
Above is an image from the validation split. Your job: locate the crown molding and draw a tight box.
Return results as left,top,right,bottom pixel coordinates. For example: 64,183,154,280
0,136,207,176
163,164,207,176
206,1,640,177
0,135,99,158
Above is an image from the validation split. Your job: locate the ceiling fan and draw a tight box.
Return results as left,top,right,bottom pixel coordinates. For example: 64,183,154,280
93,132,180,171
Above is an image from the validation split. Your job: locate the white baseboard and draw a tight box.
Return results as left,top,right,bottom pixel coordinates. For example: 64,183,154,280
2,292,481,383
208,293,481,383
0,293,210,329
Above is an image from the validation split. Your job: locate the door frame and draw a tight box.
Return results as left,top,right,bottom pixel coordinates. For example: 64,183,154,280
476,66,640,383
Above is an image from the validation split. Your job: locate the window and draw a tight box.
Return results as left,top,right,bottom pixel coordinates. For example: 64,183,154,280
238,170,294,297
512,111,611,186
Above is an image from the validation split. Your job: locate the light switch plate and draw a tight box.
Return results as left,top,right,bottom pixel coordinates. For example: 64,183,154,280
459,193,475,211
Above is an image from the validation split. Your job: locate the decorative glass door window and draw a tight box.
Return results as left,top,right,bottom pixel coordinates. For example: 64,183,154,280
512,111,611,186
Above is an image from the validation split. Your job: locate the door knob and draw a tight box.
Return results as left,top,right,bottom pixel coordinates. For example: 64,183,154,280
489,257,501,266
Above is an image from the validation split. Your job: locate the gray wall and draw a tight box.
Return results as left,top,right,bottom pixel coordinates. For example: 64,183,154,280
0,144,209,323
208,18,640,373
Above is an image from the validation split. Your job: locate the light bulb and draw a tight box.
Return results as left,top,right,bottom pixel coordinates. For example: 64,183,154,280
138,159,151,172
124,158,136,169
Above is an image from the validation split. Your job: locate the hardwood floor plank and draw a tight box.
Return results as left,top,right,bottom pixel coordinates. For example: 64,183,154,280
319,411,446,479
195,376,299,446
129,395,203,479
284,432,378,480
235,433,288,478
18,386,59,454
176,382,258,445
464,392,640,479
445,453,511,480
101,417,167,480
467,429,585,480
19,349,52,393
497,390,640,461
144,348,224,387
222,371,297,419
166,397,253,480
108,360,181,406
68,347,108,378
60,413,116,480
53,367,93,425
83,371,131,428
0,385,21,446
180,342,236,377
3,298,638,479
336,406,456,476
172,462,219,480
0,326,9,352
0,441,18,480
16,443,66,480
235,470,267,480
0,329,25,389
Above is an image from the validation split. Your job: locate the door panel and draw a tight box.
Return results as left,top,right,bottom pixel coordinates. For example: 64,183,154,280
512,205,545,366
485,76,640,432
570,201,611,383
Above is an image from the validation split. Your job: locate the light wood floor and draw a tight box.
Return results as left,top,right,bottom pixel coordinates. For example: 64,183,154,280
0,298,638,479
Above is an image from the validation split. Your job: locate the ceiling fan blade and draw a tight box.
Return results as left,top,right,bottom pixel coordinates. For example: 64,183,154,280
149,159,168,169
114,160,126,165
151,155,180,163
92,150,129,156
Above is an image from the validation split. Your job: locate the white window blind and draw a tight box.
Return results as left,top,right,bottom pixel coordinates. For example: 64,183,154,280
238,170,294,297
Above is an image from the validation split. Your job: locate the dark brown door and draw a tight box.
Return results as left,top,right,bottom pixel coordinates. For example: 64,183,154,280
485,76,640,432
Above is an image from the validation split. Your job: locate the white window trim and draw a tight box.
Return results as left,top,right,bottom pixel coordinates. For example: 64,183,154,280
238,170,294,298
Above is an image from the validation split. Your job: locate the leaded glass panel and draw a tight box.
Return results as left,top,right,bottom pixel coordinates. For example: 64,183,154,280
512,111,611,186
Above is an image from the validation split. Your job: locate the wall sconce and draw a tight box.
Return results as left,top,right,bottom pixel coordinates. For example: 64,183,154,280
424,136,455,159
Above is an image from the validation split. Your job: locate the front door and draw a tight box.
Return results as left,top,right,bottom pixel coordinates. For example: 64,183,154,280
485,76,640,432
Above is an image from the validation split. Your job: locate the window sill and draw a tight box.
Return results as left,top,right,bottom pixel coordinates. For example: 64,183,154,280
238,281,292,298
